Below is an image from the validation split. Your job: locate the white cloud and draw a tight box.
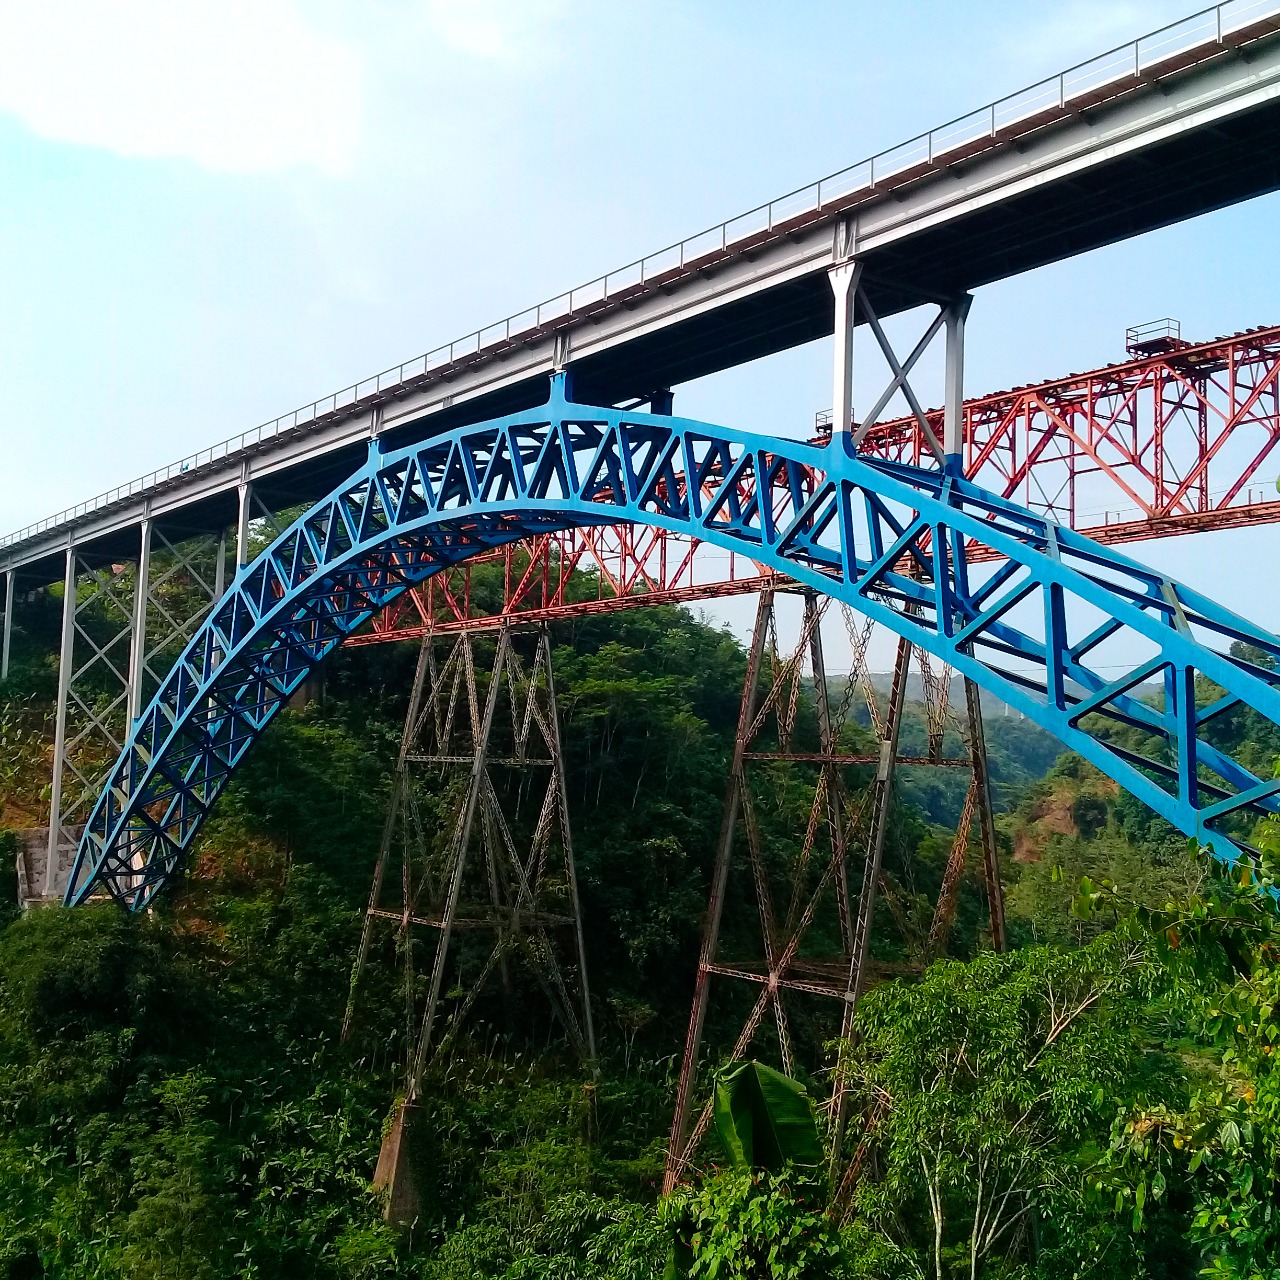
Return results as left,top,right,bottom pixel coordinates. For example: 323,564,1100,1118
423,0,569,59
0,0,362,174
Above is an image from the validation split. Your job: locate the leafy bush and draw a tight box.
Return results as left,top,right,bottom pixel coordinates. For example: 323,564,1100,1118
666,1169,843,1279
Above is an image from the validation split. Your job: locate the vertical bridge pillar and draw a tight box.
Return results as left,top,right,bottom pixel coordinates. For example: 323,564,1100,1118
45,544,78,898
1,567,15,683
127,517,152,724
236,480,252,567
829,258,862,435
39,511,234,906
944,294,973,470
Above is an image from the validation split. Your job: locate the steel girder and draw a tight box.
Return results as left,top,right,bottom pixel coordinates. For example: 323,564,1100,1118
68,376,1280,909
860,322,1280,542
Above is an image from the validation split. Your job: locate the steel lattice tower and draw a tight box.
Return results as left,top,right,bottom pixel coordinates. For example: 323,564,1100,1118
343,622,595,1216
664,586,1006,1194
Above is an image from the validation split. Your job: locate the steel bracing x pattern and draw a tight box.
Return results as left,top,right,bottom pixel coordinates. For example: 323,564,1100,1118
663,586,1008,1190
51,559,135,838
343,625,595,1082
68,375,1280,909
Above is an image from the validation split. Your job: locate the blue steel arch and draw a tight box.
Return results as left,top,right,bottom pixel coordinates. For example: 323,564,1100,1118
70,376,1280,909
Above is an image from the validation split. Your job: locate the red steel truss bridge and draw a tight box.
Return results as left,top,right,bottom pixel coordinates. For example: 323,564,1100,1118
350,320,1280,644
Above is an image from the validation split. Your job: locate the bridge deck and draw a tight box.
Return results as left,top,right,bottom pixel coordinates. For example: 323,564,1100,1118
6,1,1280,584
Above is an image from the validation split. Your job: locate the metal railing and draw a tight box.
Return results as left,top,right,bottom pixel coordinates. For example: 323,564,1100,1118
1125,317,1186,354
5,0,1278,554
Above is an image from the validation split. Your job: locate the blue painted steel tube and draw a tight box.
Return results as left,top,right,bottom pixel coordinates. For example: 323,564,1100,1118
68,378,1280,909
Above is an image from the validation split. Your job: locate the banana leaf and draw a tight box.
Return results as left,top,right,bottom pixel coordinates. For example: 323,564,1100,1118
712,1059,824,1173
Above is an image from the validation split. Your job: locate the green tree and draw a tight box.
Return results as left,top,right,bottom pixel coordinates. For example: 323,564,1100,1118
666,1063,841,1279
1100,825,1280,1279
840,934,1165,1278
664,1169,843,1280
120,1072,227,1280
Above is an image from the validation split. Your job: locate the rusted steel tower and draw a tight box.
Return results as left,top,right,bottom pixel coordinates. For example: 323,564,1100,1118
663,587,1005,1193
343,622,595,1213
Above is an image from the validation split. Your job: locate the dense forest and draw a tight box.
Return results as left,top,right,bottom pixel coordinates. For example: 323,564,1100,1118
2,572,1279,1279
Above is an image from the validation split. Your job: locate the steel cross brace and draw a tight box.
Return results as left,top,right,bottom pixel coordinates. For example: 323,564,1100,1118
45,553,138,896
663,587,1006,1190
67,376,1280,909
342,624,595,1085
132,526,225,714
826,249,968,464
859,322,1280,542
39,523,231,900
666,588,868,1188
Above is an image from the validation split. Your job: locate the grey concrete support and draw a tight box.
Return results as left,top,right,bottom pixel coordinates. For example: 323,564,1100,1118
236,481,252,567
1,568,14,682
46,545,77,897
214,529,228,600
127,518,152,724
829,260,862,435
944,295,974,465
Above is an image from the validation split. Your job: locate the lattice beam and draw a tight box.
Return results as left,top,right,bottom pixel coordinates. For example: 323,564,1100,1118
67,378,1280,909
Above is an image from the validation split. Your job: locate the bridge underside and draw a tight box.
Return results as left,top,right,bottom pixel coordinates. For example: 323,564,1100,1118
567,97,1280,412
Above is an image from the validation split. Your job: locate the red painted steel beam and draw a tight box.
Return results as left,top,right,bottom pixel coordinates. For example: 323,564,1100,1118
861,322,1280,536
352,324,1280,643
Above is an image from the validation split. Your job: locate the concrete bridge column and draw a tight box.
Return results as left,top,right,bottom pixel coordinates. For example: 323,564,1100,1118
45,544,77,899
1,567,14,682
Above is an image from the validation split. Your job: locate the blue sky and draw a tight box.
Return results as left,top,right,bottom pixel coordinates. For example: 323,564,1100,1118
1,0,1277,666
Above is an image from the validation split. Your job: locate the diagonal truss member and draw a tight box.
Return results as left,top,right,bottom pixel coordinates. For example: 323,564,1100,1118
343,622,595,1085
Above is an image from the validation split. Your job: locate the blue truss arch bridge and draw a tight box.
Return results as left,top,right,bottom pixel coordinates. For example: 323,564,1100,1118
69,376,1280,910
